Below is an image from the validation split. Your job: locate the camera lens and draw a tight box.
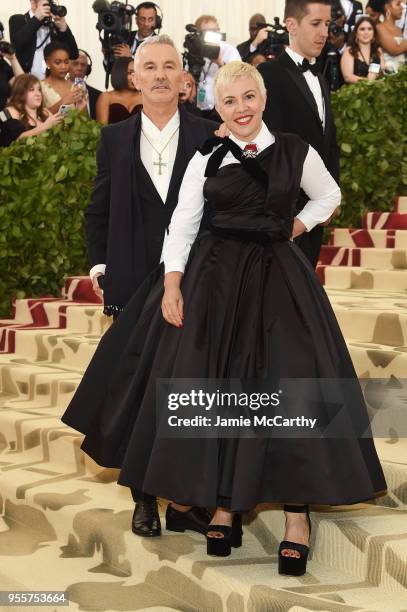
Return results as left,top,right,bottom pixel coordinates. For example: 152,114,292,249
0,41,15,55
102,13,116,28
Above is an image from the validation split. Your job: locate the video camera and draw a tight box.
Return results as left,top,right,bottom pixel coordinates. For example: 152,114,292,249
255,18,289,59
93,0,136,84
183,24,226,83
0,22,15,56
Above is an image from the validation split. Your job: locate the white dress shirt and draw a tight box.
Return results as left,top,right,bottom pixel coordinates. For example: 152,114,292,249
196,41,241,111
29,9,50,80
89,109,180,279
162,122,341,274
285,47,325,130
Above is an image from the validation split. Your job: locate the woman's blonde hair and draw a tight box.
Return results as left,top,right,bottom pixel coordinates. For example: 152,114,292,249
214,61,267,105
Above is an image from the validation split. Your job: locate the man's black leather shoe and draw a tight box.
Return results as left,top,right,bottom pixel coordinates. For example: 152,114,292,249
132,499,161,537
166,505,212,535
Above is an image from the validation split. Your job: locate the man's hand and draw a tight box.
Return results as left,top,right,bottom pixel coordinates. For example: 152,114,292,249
162,272,183,327
53,15,68,32
252,27,269,50
291,218,307,240
113,44,132,57
319,206,340,226
214,122,230,138
91,273,104,301
33,0,52,21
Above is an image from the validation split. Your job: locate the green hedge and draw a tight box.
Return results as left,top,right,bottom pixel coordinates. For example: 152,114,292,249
0,111,100,317
1,70,406,317
331,66,407,229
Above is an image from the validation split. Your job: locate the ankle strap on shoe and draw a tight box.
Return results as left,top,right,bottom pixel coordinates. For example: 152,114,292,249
283,504,309,513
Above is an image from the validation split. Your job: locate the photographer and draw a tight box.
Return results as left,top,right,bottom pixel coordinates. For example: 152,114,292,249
317,8,347,90
237,13,269,63
0,32,24,111
9,0,78,78
118,2,160,57
193,15,240,119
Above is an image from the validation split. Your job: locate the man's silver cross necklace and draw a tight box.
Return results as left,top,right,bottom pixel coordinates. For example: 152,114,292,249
141,126,180,176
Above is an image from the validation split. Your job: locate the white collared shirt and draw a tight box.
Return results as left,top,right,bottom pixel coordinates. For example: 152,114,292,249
140,109,180,202
29,9,50,80
131,32,155,55
162,122,340,274
89,109,180,279
285,46,325,130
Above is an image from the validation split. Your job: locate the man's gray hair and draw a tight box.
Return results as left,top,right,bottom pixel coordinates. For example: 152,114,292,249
134,34,182,68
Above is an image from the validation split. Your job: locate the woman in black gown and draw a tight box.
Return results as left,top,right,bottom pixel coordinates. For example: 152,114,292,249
62,62,387,575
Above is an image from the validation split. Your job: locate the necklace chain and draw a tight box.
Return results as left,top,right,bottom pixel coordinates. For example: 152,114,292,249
141,125,179,159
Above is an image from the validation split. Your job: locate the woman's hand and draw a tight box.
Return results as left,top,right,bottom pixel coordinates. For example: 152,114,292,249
60,88,83,106
291,218,307,240
214,122,231,138
43,111,64,129
162,272,184,327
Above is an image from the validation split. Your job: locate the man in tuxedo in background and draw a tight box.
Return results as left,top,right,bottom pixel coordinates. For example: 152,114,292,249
68,50,101,121
77,35,217,539
258,0,340,267
331,0,363,36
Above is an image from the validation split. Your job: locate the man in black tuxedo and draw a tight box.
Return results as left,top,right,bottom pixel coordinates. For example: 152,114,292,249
258,0,340,267
84,35,216,538
332,0,363,36
9,0,78,77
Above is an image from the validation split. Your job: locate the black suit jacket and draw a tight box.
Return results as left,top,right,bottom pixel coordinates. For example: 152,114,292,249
258,52,340,266
85,106,217,309
258,52,339,182
86,84,102,121
9,12,78,74
237,39,256,63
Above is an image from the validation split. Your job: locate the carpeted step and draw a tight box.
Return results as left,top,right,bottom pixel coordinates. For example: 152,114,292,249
333,307,407,346
329,228,407,249
319,246,407,269
395,196,407,214
62,276,101,303
10,328,99,371
0,462,406,612
363,212,407,231
346,340,407,378
317,266,407,291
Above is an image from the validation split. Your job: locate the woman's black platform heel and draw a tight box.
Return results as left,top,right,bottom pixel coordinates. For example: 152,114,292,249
206,514,243,557
278,504,311,576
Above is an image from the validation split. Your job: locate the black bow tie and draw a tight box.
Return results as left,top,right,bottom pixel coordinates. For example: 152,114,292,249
298,58,319,75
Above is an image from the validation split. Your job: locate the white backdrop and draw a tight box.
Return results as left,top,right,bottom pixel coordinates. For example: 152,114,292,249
0,0,285,90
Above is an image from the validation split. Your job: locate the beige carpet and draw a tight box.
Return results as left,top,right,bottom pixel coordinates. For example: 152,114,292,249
0,198,406,611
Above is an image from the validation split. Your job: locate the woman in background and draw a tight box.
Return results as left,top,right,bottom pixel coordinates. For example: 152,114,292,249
96,57,142,124
41,42,87,115
376,0,407,72
341,17,384,83
0,74,63,147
